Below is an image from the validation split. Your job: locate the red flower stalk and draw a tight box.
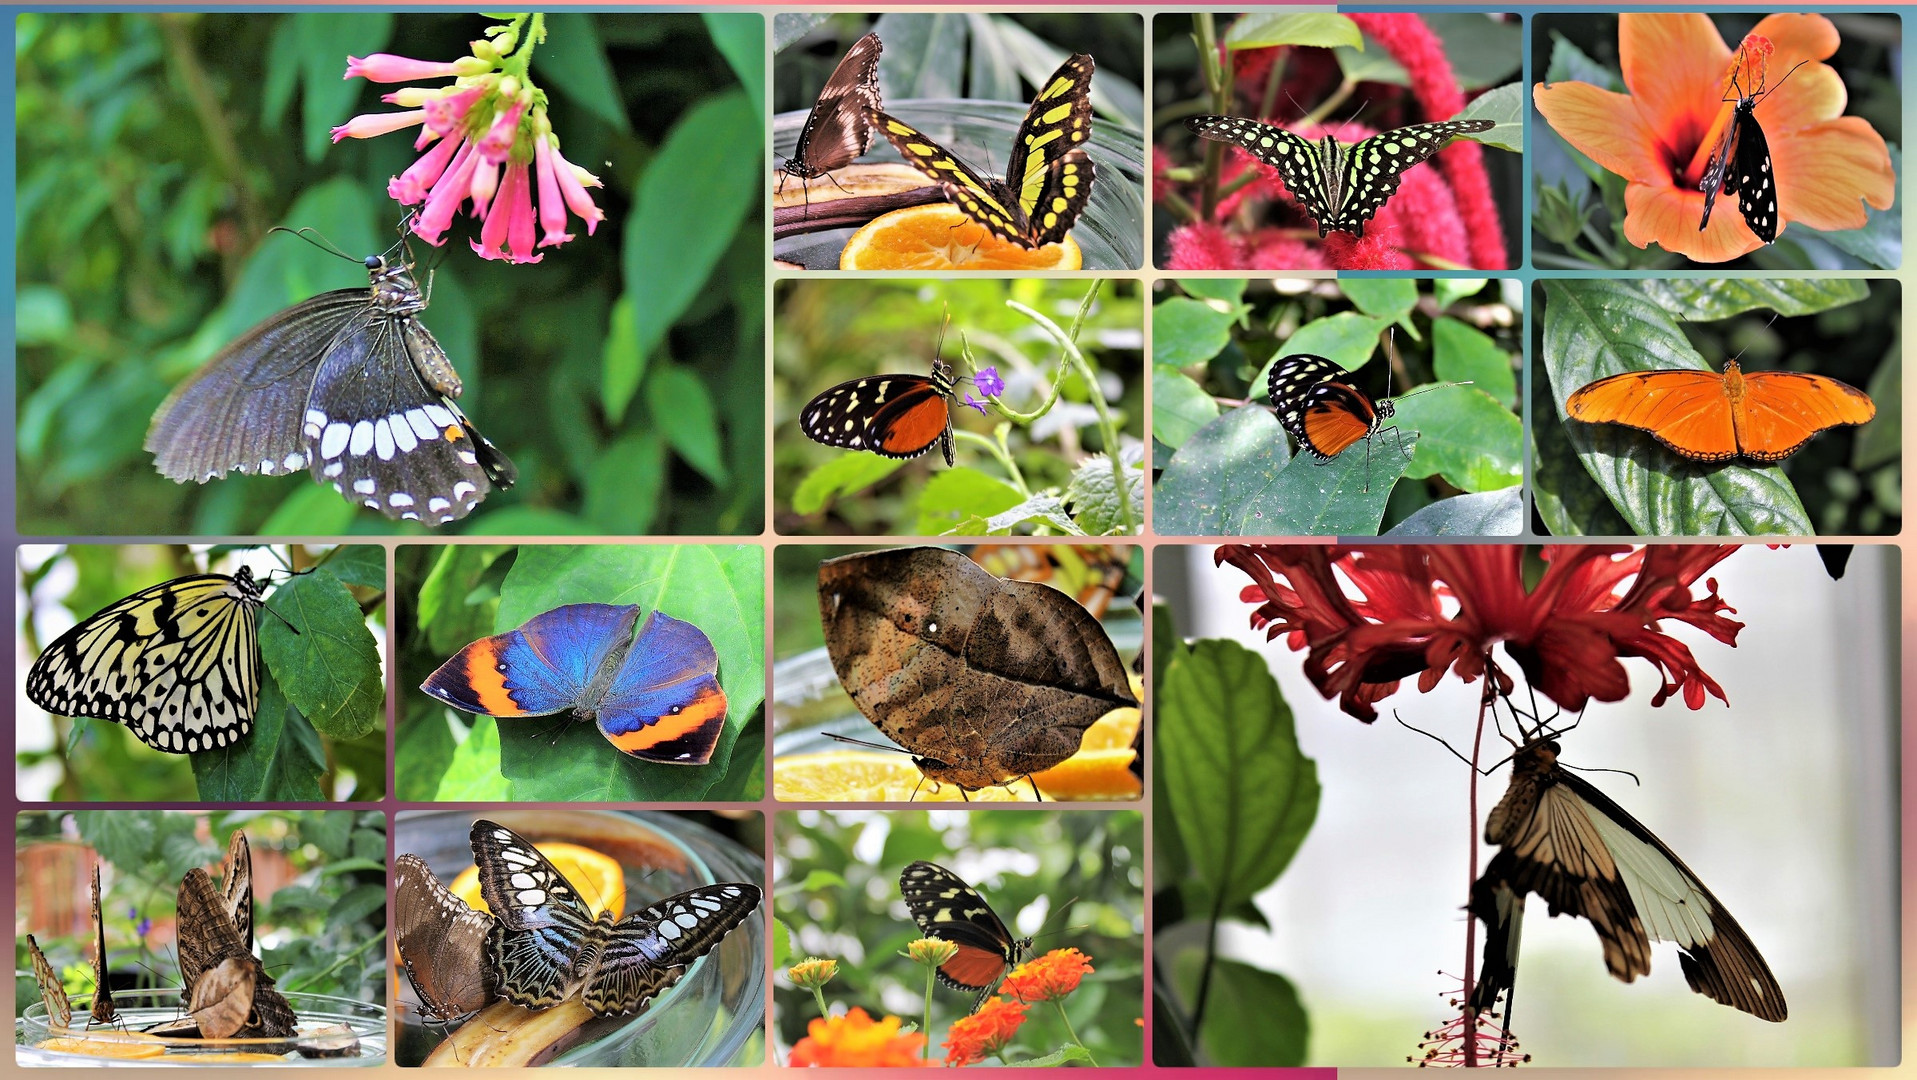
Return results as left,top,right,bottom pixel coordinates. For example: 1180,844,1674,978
941,996,1029,1066
1215,544,1743,721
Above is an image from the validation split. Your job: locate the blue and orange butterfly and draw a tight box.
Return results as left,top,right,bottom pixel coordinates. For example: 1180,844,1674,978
420,604,728,764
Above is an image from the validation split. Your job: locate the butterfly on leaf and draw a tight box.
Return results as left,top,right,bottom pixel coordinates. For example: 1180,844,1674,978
1698,46,1808,244
778,32,884,206
25,566,275,755
900,861,1032,1013
1186,114,1494,238
470,820,761,1017
799,314,960,466
393,853,497,1026
1565,358,1874,462
145,240,516,525
871,53,1097,249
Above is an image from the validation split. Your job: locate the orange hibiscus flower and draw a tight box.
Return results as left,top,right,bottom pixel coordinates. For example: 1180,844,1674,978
1534,13,1893,262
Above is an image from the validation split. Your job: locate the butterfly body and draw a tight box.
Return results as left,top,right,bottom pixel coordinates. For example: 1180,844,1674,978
393,853,498,1025
900,861,1031,1011
1565,358,1874,462
146,253,516,525
1267,352,1396,460
778,33,883,196
872,53,1097,249
25,567,267,754
470,821,761,1017
1472,738,1786,1022
800,356,959,465
1187,114,1493,237
421,604,728,765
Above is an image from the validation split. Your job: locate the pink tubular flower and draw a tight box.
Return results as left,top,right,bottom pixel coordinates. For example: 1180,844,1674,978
470,161,543,263
423,84,488,136
389,133,463,205
477,99,527,163
533,136,574,247
412,140,481,246
544,138,605,235
1215,544,1743,720
331,109,424,143
345,53,463,83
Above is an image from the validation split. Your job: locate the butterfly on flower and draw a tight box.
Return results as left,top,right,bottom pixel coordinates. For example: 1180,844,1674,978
870,53,1098,250
900,861,1032,1013
778,32,884,208
1698,44,1807,244
1186,114,1494,238
799,313,962,466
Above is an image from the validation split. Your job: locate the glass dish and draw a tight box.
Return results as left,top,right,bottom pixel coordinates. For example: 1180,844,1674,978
15,989,386,1066
391,809,765,1067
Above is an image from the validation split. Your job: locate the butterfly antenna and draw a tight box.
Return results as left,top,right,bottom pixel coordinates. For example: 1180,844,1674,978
822,731,907,755
268,226,356,263
1393,711,1494,775
934,303,951,364
261,605,301,636
1024,774,1043,801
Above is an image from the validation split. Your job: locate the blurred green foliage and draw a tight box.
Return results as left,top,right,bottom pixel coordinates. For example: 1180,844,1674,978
396,543,765,803
17,12,763,535
15,544,386,802
15,810,387,1009
774,810,1144,1066
774,280,1145,535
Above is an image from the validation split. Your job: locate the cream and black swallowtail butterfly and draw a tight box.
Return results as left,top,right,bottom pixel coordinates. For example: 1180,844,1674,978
1186,114,1494,238
871,53,1098,249
778,32,884,203
1469,738,1786,1032
25,566,273,755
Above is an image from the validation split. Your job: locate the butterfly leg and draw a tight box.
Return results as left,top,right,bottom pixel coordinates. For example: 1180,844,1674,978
1024,774,1043,801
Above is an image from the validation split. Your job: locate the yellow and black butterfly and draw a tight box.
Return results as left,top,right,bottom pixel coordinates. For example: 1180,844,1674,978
900,860,1032,1012
25,566,272,754
871,53,1097,249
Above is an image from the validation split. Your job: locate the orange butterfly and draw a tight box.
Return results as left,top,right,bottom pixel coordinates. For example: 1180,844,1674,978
1565,359,1875,462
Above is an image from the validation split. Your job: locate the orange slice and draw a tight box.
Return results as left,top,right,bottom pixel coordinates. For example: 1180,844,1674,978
39,1034,167,1058
775,737,1139,802
449,842,625,920
839,204,1083,270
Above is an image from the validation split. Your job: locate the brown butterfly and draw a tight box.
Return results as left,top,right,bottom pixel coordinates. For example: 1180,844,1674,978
778,32,884,205
177,867,297,1038
393,853,497,1025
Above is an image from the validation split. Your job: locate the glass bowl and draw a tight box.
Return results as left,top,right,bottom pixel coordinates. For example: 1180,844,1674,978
15,989,386,1066
773,100,1145,269
391,810,765,1067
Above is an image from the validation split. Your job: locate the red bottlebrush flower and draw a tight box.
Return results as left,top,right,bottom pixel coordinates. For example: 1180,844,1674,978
1215,544,1743,721
1535,14,1894,262
1165,221,1243,271
335,14,604,257
1000,948,1094,1003
789,1008,931,1068
942,996,1029,1067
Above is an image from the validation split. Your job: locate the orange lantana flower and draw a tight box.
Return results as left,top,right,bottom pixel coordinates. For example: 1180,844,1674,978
999,947,1094,1003
788,1008,930,1067
1534,13,1893,262
942,996,1029,1066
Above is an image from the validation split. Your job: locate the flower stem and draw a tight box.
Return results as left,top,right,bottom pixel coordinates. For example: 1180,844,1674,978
1053,1000,1098,1066
1460,667,1494,1068
955,429,1030,497
810,985,830,1021
921,967,936,1061
1007,287,1136,535
1192,13,1229,219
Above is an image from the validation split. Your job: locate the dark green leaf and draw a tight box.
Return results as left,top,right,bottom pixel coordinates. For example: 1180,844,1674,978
1153,296,1240,366
1431,317,1516,407
1008,1046,1095,1068
1253,312,1392,390
298,14,394,162
320,546,386,591
584,431,666,534
1178,279,1247,303
1152,365,1220,451
792,454,905,515
1386,487,1523,536
1194,958,1308,1066
73,810,160,870
701,14,764,124
1152,407,1289,536
1453,81,1522,151
261,569,383,740
395,708,455,802
325,883,388,933
1634,278,1869,322
539,14,631,133
1065,450,1144,536
1226,12,1359,49
645,362,730,486
1395,386,1522,492
191,680,328,802
433,715,511,800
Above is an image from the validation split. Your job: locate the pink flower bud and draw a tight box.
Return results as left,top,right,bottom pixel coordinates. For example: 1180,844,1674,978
382,88,433,107
477,100,526,164
423,85,487,136
331,109,424,143
533,137,574,247
469,157,499,219
344,53,460,83
388,133,463,205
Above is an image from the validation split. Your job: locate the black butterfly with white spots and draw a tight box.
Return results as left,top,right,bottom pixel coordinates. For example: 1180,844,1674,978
1699,49,1807,244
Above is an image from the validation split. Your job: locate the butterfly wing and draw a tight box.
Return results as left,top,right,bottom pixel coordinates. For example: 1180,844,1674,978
87,866,117,1026
1698,105,1740,233
393,853,498,1024
421,603,640,718
1735,369,1875,460
583,883,762,1017
1185,116,1336,229
1564,368,1740,461
590,612,728,765
176,867,296,1037
222,829,252,952
1726,106,1778,243
1004,54,1097,246
25,934,72,1030
870,108,1034,248
470,820,600,1008
1267,353,1380,459
187,956,259,1040
900,862,1022,1007
25,569,264,754
800,369,955,462
1332,119,1495,236
783,32,883,178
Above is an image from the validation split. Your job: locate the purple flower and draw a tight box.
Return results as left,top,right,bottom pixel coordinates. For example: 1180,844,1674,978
973,366,1006,398
961,393,989,415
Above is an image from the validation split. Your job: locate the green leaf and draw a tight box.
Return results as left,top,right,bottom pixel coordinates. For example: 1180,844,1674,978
1153,296,1241,366
1541,279,1813,535
1178,279,1247,303
539,14,632,133
1434,278,1489,309
772,14,828,52
191,680,328,802
491,545,764,802
979,492,1082,535
1386,487,1523,536
772,917,792,969
701,14,765,125
1065,450,1144,536
261,569,383,740
1529,341,1630,536
321,546,386,591
298,14,394,162
1453,81,1522,152
791,454,905,515
643,362,730,486
1193,958,1308,1066
1397,386,1522,492
1226,13,1360,50
614,89,759,422
1338,278,1417,323
16,284,73,346
913,467,1023,534
1253,312,1392,389
1432,317,1517,407
1634,278,1869,322
433,715,511,800
1854,338,1901,472
259,484,359,537
1007,1046,1095,1068
1152,365,1220,451
601,296,645,420
416,544,509,654
1152,407,1289,536
1545,28,1618,90
326,883,388,933
73,811,160,871
395,708,454,802
1159,638,1318,912
584,431,666,534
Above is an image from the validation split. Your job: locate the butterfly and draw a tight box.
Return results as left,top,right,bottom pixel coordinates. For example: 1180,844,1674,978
1268,353,1399,462
778,32,884,204
469,820,761,1017
25,566,271,755
219,829,253,953
900,861,1031,1012
1699,46,1807,244
1564,358,1875,462
145,245,517,525
176,866,298,1038
25,866,120,1032
870,53,1097,249
817,546,1137,798
798,316,958,466
1186,114,1494,238
1469,738,1786,1026
421,604,729,765
393,853,497,1026
24,934,72,1031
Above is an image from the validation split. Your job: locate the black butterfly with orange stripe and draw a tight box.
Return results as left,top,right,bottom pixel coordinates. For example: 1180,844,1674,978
1268,353,1399,461
900,861,1031,1012
799,317,959,466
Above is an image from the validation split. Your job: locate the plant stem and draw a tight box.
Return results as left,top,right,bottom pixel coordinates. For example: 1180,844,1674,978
1460,665,1494,1068
955,429,1029,497
921,967,936,1061
810,985,830,1021
1192,14,1228,219
1191,889,1224,1038
1053,1000,1098,1066
284,932,383,994
1007,287,1137,535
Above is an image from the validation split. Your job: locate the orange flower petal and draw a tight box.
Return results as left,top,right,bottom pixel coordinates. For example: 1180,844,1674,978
1622,181,1761,262
1753,63,1848,135
1619,14,1730,143
1772,116,1897,230
1534,81,1666,181
1746,13,1840,69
